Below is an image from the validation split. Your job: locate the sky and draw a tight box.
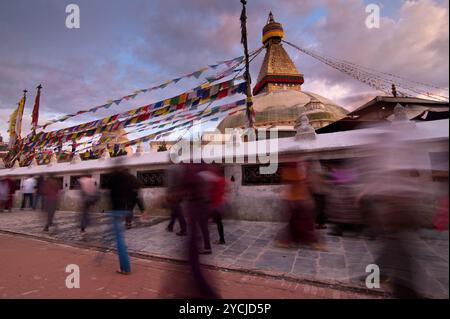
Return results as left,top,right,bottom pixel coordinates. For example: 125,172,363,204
0,0,448,141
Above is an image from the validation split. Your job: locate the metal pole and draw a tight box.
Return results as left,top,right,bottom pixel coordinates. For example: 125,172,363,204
240,0,254,129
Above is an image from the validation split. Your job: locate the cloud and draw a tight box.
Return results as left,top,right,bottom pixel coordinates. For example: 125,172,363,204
301,0,449,92
0,0,448,141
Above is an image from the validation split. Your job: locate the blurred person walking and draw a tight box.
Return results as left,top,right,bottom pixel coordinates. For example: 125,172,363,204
308,159,328,230
21,176,36,210
182,163,220,298
199,166,227,245
125,176,146,229
79,175,100,233
276,161,318,248
106,165,140,274
33,175,44,210
184,164,213,254
326,161,362,237
42,175,60,232
357,125,431,298
0,178,8,211
166,164,187,236
2,176,16,212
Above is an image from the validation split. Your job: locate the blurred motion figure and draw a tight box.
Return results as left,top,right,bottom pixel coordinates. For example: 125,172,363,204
42,174,60,232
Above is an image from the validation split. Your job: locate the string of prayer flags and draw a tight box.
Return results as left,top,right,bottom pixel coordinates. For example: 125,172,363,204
28,81,247,149
66,98,247,155
38,78,239,140
40,55,245,128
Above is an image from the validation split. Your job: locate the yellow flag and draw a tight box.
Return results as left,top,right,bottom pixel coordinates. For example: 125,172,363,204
130,116,140,125
163,98,171,107
179,93,188,104
8,107,18,146
8,108,18,135
202,107,212,116
14,95,26,138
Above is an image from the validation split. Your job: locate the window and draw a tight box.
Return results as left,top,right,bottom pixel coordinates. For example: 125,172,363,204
100,173,113,189
429,152,449,182
242,164,282,186
14,179,21,191
137,170,165,188
69,175,85,189
429,152,449,172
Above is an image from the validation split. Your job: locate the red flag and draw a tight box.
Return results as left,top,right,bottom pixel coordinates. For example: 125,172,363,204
31,85,42,131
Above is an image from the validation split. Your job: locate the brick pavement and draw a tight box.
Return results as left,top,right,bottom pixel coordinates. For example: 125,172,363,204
0,210,448,298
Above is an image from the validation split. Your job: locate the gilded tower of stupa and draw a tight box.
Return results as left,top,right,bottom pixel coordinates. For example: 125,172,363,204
253,12,304,95
217,12,348,133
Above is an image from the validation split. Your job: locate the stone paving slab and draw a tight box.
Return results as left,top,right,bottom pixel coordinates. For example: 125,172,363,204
0,210,448,298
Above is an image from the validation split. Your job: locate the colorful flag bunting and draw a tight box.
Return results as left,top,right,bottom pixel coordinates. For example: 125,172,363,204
29,80,246,149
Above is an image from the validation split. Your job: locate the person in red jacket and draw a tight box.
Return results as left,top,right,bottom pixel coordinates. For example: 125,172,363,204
43,174,60,232
199,166,227,245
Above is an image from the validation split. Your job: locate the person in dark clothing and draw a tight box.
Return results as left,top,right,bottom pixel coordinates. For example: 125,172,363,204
33,175,44,210
182,163,220,299
166,164,187,236
183,164,212,254
167,199,187,235
125,177,146,229
106,165,142,274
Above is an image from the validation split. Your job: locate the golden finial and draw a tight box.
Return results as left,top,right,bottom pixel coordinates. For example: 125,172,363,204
268,11,275,24
262,11,284,44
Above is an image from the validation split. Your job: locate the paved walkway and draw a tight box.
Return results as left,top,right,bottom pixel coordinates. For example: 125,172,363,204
1,233,376,299
0,210,448,298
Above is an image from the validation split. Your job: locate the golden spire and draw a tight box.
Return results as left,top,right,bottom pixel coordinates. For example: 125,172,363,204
267,11,275,23
262,12,284,44
253,12,304,95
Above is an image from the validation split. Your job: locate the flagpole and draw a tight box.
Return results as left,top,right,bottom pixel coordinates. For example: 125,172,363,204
240,0,255,130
